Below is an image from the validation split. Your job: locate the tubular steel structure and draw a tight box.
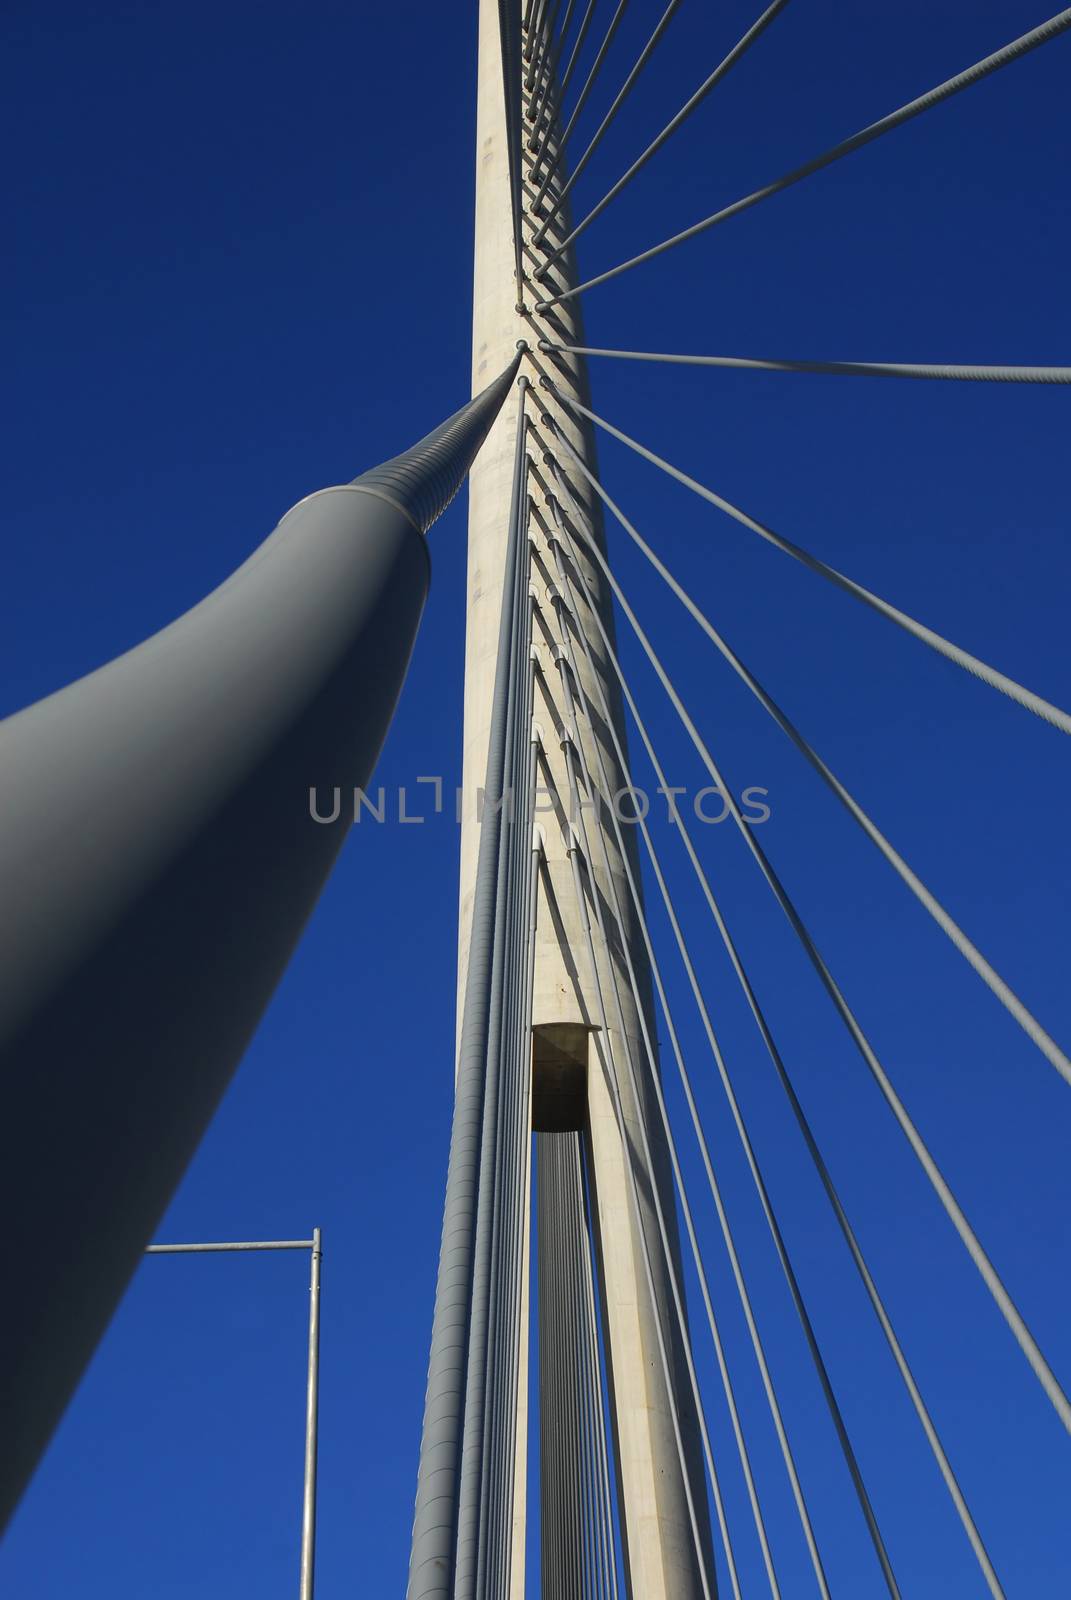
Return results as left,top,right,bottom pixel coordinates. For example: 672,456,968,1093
0,363,516,1533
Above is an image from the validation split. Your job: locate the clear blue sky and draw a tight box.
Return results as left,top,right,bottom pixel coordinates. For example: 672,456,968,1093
2,1,1069,1594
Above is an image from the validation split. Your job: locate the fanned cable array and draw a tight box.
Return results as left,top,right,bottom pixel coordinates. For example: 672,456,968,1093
409,5,1071,1597
409,380,541,1600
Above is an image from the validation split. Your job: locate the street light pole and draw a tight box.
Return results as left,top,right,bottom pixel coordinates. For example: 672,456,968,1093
300,1228,322,1600
144,1233,323,1597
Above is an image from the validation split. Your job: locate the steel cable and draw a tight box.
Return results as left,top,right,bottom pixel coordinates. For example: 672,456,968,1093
530,0,630,189
536,8,1071,307
549,523,902,1598
539,339,1071,385
498,0,526,300
406,375,529,1600
548,416,1071,1092
535,0,791,276
463,431,530,1600
559,0,598,99
526,0,563,91
551,511,1004,1598
491,518,541,1590
557,701,758,1600
492,715,540,1590
563,831,719,1600
553,554,830,1599
557,683,763,1598
526,1,577,155
546,448,1071,1448
544,386,1071,737
532,0,685,226
574,1145,619,1599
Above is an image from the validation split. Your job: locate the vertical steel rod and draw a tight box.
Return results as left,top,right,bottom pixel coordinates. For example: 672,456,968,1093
300,1228,322,1600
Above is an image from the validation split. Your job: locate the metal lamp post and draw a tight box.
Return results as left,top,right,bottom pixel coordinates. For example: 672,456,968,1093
145,1231,323,1599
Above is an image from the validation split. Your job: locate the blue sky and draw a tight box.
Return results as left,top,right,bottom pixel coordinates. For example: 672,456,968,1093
2,1,1069,1594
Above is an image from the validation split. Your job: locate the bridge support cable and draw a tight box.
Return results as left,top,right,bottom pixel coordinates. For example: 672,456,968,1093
560,1149,580,1600
472,613,535,1592
552,510,841,1600
565,1145,600,1600
491,828,541,1588
463,595,521,1599
407,375,530,1600
549,511,1004,1598
493,702,542,1592
543,383,1071,735
537,1139,564,1597
536,1146,555,1596
531,0,684,227
539,1124,620,1599
500,0,528,299
471,528,544,1593
561,822,721,1600
573,1144,621,1600
537,1133,619,1598
541,661,727,1592
530,0,631,191
547,410,1071,1090
530,0,629,182
526,25,564,168
558,632,823,1597
547,580,775,1599
539,339,1071,385
546,522,902,1598
525,1,577,161
559,1136,613,1599
484,593,542,1592
455,421,531,1600
534,0,791,276
485,589,531,1593
526,0,563,91
558,0,599,100
546,443,1071,1455
540,1137,584,1595
524,0,550,63
469,450,542,1594
576,1138,616,1598
535,7,1071,306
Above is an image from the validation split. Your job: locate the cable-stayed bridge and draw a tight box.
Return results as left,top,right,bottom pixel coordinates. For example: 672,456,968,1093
1,3,1070,1596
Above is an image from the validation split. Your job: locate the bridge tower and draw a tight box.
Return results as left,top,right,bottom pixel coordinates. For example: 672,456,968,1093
457,3,713,1592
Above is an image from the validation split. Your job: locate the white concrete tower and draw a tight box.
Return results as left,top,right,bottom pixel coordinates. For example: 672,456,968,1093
458,3,713,1594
